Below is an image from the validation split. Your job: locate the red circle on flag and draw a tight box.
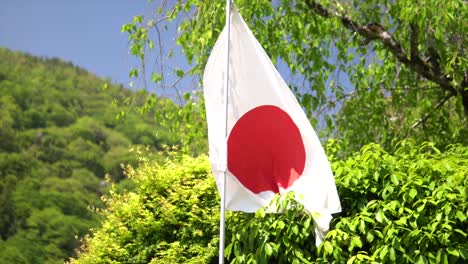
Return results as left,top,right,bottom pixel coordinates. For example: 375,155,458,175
227,105,306,194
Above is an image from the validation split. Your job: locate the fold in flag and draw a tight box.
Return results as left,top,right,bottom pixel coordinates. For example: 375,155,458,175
203,6,341,245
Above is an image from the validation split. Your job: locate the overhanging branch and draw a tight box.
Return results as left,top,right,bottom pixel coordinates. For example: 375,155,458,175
410,93,454,130
409,23,418,61
304,0,462,102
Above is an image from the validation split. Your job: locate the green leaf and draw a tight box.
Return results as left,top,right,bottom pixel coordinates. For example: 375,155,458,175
304,217,311,229
225,242,233,258
456,211,467,222
366,232,374,243
389,247,396,261
351,236,363,249
359,219,366,233
376,210,385,223
460,248,468,259
175,69,184,78
380,246,389,260
292,225,299,235
277,220,285,230
151,73,162,83
390,174,400,185
183,92,191,101
347,256,356,264
264,243,273,256
234,241,241,257
129,68,139,78
133,15,143,24
416,255,428,264
323,241,333,255
447,247,459,257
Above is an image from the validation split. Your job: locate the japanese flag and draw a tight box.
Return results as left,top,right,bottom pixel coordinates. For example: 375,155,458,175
203,7,341,245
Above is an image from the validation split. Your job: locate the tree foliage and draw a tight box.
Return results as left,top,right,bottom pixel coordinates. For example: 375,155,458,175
123,0,467,154
0,48,183,263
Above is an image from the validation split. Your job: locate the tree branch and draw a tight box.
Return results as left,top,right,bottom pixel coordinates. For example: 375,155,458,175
304,0,461,103
165,65,198,104
410,93,454,130
409,23,418,61
317,91,357,115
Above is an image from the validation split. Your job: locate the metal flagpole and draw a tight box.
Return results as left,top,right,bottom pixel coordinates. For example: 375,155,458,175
219,0,232,263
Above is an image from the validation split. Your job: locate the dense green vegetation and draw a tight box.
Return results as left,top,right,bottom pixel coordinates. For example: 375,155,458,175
71,0,466,263
2,0,467,263
70,141,468,263
123,0,467,154
0,47,180,263
71,152,219,264
227,141,468,263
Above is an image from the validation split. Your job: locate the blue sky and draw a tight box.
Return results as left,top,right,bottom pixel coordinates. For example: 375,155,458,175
0,0,152,88
0,0,349,117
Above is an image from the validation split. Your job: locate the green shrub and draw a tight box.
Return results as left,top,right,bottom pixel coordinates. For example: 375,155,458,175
226,141,468,264
72,141,468,263
316,141,468,263
226,193,317,264
71,152,219,264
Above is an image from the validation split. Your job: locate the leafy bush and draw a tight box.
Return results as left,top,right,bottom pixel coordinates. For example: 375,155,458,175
71,152,219,264
226,193,317,264
72,141,468,263
226,141,468,264
317,141,468,263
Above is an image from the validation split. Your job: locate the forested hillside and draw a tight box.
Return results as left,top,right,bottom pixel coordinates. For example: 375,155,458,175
0,47,179,263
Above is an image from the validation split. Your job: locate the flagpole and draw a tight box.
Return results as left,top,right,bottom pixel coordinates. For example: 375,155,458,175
219,0,232,263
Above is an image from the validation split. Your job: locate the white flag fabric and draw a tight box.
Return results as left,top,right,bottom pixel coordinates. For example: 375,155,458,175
203,7,341,245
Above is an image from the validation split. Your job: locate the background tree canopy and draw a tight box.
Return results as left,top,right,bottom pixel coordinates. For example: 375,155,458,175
0,48,194,263
123,0,467,154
